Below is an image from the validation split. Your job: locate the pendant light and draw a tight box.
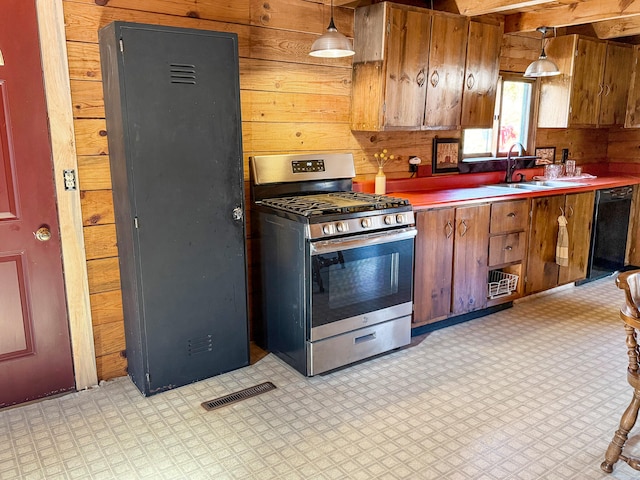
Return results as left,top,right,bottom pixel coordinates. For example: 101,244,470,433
309,0,355,58
524,27,561,78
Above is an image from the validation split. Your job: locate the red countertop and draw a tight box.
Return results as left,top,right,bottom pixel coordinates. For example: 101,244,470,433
355,169,640,210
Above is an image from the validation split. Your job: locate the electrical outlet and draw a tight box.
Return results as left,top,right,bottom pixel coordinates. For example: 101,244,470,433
408,156,421,173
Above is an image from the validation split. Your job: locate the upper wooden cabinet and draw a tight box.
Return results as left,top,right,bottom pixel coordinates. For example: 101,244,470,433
538,35,632,128
351,2,501,131
625,46,640,128
460,21,503,128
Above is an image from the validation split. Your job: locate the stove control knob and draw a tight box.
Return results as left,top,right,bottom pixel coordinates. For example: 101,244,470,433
361,218,372,228
336,221,348,233
384,215,394,225
396,214,405,224
322,224,334,235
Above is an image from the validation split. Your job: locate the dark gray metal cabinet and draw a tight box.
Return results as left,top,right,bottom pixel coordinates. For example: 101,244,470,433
99,22,249,396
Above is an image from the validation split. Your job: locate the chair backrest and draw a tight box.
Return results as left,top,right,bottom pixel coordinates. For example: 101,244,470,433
617,270,640,324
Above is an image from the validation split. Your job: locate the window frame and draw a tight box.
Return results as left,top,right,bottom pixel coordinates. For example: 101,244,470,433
462,73,539,159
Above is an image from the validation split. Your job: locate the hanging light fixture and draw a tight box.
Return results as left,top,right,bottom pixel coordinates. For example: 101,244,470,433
524,26,561,78
309,0,355,58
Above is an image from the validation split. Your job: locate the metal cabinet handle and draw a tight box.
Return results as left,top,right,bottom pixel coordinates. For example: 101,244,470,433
466,73,475,90
567,205,574,218
416,68,426,88
504,245,513,251
507,212,516,218
459,219,468,237
604,84,611,96
430,70,439,87
445,220,453,239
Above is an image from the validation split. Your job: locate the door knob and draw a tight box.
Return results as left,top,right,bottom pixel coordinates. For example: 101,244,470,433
34,227,52,242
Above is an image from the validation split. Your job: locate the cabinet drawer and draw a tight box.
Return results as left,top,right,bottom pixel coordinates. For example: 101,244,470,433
489,232,525,266
490,200,529,234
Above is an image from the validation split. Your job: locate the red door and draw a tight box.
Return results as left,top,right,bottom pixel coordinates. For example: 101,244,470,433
0,0,75,407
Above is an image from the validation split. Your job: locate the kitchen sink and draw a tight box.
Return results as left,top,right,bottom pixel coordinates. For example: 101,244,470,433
485,180,590,191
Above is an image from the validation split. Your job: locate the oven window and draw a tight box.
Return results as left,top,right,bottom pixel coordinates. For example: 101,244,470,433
311,238,413,327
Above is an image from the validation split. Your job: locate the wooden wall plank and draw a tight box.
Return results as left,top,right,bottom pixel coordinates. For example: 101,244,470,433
90,290,124,326
68,0,251,24
77,155,113,190
74,119,109,155
241,90,350,123
63,2,250,50
92,321,126,357
240,58,352,95
81,190,115,226
249,0,353,37
66,42,102,81
83,224,118,260
70,80,105,118
87,257,121,294
95,351,127,380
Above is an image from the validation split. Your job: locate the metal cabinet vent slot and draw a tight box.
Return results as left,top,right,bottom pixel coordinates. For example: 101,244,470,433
188,334,213,355
170,63,196,84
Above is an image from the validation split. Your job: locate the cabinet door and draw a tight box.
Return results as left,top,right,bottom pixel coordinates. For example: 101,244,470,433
570,37,606,126
599,43,633,126
452,204,490,314
525,195,565,294
384,6,431,128
460,21,502,128
423,13,467,129
413,208,454,324
626,46,640,128
558,191,595,285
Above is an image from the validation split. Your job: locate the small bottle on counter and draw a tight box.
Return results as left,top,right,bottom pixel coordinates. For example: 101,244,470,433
561,148,569,163
375,167,386,194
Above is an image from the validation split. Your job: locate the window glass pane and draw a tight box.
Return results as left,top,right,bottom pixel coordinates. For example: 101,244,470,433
462,128,492,156
498,80,531,153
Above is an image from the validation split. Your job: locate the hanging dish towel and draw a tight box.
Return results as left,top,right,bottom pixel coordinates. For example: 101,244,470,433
556,215,569,266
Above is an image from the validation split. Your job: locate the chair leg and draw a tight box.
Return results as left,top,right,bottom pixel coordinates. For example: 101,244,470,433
602,388,640,473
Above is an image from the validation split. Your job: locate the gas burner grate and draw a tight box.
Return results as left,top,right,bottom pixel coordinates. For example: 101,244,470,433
260,191,410,217
201,382,276,411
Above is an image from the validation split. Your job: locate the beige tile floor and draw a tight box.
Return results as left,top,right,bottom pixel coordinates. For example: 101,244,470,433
1,275,639,479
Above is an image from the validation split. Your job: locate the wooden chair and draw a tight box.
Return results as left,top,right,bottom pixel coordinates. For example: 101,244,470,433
602,270,640,473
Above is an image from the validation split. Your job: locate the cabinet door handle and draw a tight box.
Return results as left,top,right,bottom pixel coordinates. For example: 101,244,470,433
416,68,426,88
604,84,611,96
507,212,516,218
567,205,574,218
466,73,475,90
430,70,439,87
598,84,604,96
459,219,468,237
504,245,513,251
445,220,453,238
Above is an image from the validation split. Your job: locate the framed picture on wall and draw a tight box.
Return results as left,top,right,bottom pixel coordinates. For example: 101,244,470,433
432,138,460,174
535,146,556,165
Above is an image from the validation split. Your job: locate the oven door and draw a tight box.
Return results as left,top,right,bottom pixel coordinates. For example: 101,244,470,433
308,227,416,341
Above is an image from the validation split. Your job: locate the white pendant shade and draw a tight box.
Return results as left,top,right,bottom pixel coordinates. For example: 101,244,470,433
524,26,561,78
309,0,355,58
309,26,355,58
524,54,561,78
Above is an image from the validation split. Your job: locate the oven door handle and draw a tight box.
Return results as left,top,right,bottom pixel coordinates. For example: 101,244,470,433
310,227,417,254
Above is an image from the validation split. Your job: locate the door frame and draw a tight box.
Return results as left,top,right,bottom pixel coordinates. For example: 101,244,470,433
34,0,98,389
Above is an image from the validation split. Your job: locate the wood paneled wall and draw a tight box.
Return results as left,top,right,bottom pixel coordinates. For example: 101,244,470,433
65,2,622,380
65,0,452,380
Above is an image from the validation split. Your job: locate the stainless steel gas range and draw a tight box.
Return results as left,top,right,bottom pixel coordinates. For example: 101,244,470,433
250,153,416,376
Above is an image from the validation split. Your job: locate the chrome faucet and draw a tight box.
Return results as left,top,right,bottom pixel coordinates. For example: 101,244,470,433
505,142,525,183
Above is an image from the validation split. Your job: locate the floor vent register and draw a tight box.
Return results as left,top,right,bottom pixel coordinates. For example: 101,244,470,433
200,382,276,411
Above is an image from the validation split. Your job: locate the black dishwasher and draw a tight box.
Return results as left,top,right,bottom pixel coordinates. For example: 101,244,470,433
584,186,634,281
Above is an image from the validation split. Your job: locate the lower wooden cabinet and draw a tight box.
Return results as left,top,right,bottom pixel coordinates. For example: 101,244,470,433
414,203,490,326
525,191,595,294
